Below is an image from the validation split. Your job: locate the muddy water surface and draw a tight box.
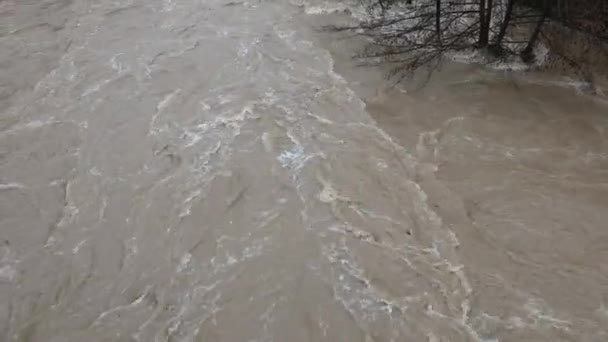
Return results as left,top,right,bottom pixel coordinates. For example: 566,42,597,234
1,1,607,341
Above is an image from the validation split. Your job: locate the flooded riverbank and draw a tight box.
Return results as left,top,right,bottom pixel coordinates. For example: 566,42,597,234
310,7,608,340
1,0,607,341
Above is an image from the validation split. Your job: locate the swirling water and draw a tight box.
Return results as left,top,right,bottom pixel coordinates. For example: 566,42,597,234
1,1,607,341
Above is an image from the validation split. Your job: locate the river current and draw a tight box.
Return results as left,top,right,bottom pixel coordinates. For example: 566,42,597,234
1,1,607,341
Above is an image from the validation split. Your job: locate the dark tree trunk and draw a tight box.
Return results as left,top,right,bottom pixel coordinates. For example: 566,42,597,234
436,0,442,43
494,0,516,46
483,0,494,44
478,0,489,46
486,0,494,24
521,0,551,62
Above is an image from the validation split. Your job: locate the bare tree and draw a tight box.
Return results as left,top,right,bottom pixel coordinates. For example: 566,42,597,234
492,0,516,48
478,0,488,46
521,0,551,62
329,0,608,82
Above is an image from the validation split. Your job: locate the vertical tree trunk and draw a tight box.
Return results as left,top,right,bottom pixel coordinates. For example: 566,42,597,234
479,0,488,46
521,0,551,63
494,0,516,47
486,0,494,26
483,0,494,44
436,0,442,43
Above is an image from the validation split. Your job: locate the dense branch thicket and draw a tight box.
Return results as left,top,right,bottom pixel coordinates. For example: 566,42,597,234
523,0,608,38
332,0,608,82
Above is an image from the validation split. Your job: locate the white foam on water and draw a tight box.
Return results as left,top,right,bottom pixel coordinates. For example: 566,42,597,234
0,264,16,282
157,89,181,113
524,298,572,330
81,78,112,97
301,0,368,20
522,75,598,95
181,129,204,147
92,285,153,326
0,118,60,137
306,111,334,124
72,239,88,254
162,0,176,12
57,204,79,228
109,53,128,74
0,183,26,190
177,252,192,272
277,144,306,169
305,2,349,15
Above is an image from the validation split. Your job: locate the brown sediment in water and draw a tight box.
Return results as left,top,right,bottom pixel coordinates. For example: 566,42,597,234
314,13,608,340
1,1,607,341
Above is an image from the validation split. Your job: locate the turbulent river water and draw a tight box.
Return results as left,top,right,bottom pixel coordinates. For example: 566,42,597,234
1,0,608,341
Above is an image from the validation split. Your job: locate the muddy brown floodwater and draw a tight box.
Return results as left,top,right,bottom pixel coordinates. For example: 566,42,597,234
1,0,607,341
